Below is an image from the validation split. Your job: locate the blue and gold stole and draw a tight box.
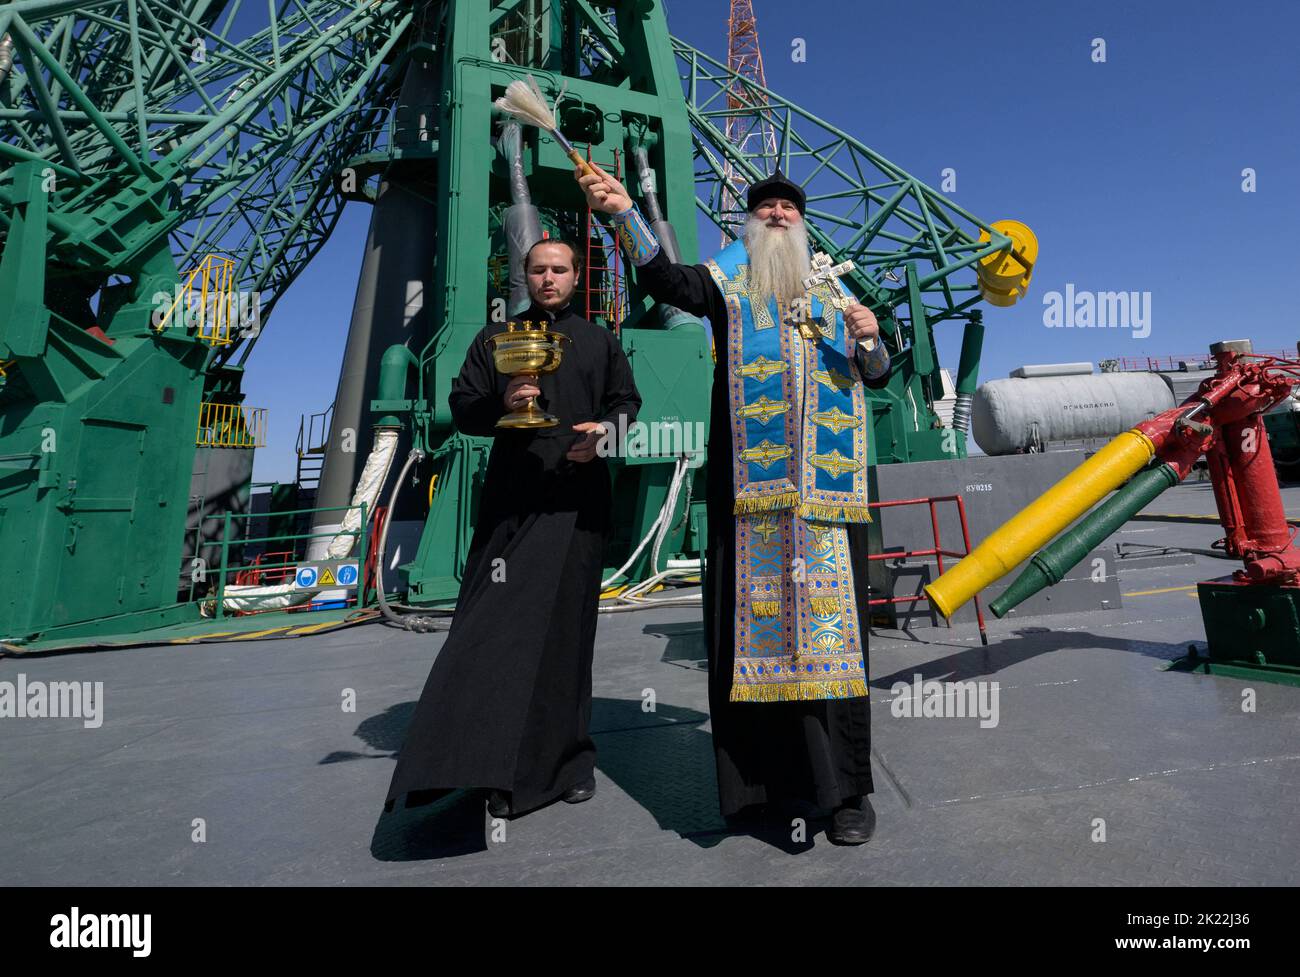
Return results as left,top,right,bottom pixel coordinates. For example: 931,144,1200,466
705,238,871,703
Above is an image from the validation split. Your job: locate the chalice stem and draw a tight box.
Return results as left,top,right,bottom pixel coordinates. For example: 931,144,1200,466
520,372,539,412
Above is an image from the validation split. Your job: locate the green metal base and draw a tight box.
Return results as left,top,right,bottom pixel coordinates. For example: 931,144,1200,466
1166,576,1300,686
1166,655,1300,688
2,605,375,656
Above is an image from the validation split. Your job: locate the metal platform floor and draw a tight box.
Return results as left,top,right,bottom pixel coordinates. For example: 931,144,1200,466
3,483,1298,886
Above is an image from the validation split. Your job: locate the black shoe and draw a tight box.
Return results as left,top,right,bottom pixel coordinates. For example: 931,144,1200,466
827,796,876,846
562,777,597,804
486,790,513,819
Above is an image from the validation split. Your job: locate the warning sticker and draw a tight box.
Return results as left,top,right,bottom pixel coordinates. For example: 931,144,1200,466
293,562,359,590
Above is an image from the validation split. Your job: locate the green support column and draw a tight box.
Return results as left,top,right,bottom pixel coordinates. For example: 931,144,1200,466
0,162,51,359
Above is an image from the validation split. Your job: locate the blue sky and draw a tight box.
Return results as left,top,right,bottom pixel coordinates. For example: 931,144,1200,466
244,0,1300,482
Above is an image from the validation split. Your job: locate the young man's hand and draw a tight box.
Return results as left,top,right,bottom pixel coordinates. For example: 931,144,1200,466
504,374,541,411
567,421,606,462
576,161,633,215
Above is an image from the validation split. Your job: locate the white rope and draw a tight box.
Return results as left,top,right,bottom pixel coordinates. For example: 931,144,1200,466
599,456,704,613
600,454,685,588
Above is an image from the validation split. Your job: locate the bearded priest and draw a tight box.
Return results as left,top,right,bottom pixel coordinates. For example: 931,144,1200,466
577,163,891,846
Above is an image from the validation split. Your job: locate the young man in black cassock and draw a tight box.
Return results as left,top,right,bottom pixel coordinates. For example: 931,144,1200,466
384,239,641,820
578,163,891,845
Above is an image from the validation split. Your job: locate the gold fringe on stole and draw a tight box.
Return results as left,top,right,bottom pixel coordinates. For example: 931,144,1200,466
735,491,800,516
729,677,869,702
750,599,781,618
796,502,873,523
809,597,841,616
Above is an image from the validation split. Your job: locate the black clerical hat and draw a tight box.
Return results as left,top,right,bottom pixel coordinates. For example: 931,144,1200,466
746,168,805,215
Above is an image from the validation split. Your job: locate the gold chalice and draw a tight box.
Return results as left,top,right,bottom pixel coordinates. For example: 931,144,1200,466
487,319,570,428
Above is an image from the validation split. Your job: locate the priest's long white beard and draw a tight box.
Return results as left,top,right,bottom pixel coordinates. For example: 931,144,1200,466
744,214,812,307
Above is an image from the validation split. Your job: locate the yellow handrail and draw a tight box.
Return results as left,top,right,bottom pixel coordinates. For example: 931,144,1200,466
154,255,239,346
196,402,267,448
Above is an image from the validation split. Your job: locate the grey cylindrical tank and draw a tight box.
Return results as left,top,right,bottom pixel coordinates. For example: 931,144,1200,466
307,56,440,565
972,372,1176,455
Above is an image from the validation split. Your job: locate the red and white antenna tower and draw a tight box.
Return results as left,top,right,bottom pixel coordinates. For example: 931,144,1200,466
720,0,780,245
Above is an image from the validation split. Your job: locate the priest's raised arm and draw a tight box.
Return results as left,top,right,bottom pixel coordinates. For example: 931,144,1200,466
575,161,892,388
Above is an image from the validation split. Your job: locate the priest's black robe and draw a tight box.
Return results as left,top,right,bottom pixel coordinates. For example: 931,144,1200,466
384,300,641,816
636,248,889,818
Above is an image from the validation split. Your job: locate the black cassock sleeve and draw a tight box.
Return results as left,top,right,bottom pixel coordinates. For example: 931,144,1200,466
596,332,642,432
448,328,509,437
636,249,725,335
858,345,892,390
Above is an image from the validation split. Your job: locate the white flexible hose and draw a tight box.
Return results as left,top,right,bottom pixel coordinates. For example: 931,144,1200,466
599,456,704,613
649,456,685,576
328,427,399,559
373,448,446,631
600,455,687,587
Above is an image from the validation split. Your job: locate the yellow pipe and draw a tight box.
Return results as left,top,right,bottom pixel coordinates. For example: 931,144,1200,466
924,429,1156,618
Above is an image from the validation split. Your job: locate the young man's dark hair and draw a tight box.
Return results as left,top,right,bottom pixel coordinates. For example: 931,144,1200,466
524,236,584,283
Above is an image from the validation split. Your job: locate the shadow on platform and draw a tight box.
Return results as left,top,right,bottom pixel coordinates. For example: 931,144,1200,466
641,620,708,671
589,696,725,846
370,787,491,861
871,627,1201,690
357,694,845,859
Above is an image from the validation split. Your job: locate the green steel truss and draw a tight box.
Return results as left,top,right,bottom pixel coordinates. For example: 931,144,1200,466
0,0,415,641
0,0,412,361
672,35,1011,328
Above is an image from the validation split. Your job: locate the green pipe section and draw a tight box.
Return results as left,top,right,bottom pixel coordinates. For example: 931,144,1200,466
374,344,420,429
955,310,984,397
989,462,1180,618
951,310,984,459
906,263,936,380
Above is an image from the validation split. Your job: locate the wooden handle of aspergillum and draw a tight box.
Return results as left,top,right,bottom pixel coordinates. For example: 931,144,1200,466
565,147,597,178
